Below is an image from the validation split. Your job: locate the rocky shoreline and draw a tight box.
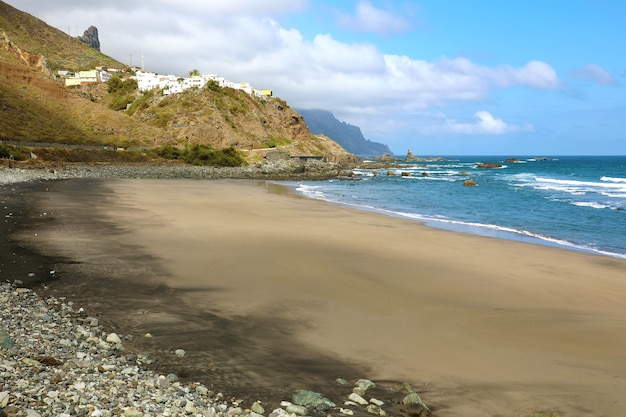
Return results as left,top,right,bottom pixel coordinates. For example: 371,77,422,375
1,164,434,417
0,159,354,184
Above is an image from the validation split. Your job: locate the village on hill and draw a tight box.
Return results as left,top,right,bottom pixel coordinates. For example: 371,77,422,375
58,67,273,98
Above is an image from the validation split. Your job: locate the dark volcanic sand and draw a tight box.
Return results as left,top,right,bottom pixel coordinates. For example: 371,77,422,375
1,179,413,415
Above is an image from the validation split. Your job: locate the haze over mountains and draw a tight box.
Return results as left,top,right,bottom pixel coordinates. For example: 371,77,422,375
297,109,391,156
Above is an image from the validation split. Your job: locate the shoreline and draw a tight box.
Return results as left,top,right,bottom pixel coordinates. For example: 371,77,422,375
3,169,626,416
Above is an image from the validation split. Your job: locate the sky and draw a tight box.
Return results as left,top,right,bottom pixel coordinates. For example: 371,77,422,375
7,0,626,155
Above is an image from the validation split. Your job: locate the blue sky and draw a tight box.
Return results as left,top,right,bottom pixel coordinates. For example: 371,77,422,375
8,0,625,155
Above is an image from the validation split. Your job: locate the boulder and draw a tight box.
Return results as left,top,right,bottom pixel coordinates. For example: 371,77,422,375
463,179,477,186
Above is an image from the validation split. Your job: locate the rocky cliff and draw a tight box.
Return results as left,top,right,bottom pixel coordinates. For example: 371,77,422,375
78,26,100,51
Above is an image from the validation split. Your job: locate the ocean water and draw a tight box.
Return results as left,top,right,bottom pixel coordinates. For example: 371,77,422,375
289,156,626,259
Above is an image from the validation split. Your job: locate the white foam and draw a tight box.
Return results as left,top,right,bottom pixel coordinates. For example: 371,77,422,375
601,176,626,183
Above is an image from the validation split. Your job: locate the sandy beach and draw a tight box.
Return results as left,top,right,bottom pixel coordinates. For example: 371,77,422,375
17,178,626,416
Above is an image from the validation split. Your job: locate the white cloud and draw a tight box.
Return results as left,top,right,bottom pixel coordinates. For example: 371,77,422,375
425,111,534,135
336,1,412,34
571,64,619,86
5,0,557,150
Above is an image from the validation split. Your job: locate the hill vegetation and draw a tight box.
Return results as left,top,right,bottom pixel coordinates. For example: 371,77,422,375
0,1,359,167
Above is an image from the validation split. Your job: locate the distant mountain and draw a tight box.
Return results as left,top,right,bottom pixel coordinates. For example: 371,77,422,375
297,109,391,156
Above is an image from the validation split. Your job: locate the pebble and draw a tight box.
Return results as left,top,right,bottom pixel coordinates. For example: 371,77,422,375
0,283,272,417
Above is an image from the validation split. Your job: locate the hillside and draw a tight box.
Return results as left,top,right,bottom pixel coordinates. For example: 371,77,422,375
0,1,358,166
297,109,391,156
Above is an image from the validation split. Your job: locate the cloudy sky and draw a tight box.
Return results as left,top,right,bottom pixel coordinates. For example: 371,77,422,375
8,0,625,155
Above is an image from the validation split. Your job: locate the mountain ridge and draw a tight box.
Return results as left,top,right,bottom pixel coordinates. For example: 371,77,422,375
297,109,391,156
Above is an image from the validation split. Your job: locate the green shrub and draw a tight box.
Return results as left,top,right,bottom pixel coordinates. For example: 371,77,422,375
0,144,28,160
155,145,182,160
205,80,221,92
181,144,247,167
265,136,292,148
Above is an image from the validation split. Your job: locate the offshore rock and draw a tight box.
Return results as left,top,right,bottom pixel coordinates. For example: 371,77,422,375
476,162,503,169
463,179,477,187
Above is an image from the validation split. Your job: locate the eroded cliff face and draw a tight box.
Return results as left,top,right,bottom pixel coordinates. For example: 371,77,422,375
1,31,51,76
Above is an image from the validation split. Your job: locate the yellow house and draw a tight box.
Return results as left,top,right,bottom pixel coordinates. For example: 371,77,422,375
65,70,99,86
259,90,273,96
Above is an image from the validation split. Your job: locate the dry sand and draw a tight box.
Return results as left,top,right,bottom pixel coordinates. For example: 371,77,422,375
30,179,626,417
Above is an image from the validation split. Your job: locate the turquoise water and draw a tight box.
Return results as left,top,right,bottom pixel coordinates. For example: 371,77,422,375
290,156,626,259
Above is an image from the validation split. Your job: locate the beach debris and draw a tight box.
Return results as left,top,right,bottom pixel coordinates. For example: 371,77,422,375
174,348,186,357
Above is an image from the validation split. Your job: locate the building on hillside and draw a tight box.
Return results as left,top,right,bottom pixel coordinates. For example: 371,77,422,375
63,69,111,86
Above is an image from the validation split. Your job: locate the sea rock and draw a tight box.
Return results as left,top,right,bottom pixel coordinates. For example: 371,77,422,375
463,179,477,186
476,162,502,169
504,158,520,163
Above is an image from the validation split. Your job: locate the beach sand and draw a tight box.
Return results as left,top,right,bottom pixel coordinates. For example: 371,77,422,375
18,178,626,416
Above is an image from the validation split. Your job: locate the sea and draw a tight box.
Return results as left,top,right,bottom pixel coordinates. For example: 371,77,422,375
288,155,626,259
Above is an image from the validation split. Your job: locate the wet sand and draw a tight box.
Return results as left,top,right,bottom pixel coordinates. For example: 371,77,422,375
12,178,626,416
